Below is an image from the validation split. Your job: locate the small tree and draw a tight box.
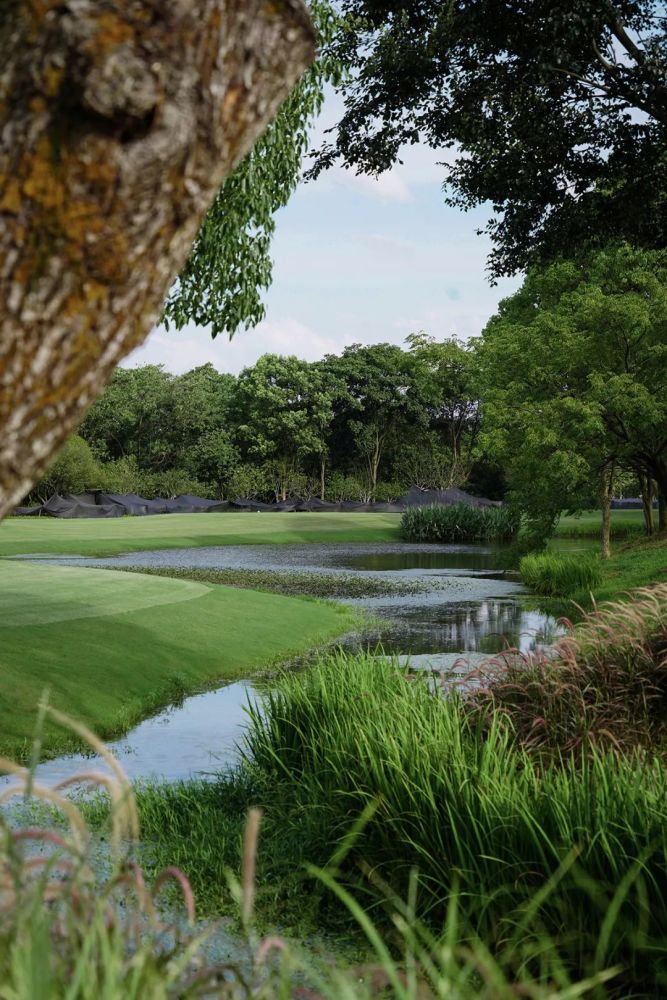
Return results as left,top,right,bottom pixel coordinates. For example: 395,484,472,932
33,436,100,502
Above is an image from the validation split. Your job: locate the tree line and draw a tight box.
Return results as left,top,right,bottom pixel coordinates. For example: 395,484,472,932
38,335,486,507
34,244,666,555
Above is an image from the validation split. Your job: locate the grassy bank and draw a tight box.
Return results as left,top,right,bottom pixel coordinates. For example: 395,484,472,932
0,511,401,558
522,535,667,607
124,642,667,993
577,535,667,605
0,560,357,760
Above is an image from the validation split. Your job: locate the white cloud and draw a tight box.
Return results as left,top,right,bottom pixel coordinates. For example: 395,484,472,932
308,162,413,203
122,318,348,375
336,166,413,202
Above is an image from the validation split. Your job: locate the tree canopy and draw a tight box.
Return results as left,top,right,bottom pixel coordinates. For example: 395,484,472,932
163,0,342,338
310,1,667,277
477,245,667,536
43,337,483,503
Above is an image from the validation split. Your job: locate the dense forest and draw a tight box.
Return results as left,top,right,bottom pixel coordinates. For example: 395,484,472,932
39,335,492,507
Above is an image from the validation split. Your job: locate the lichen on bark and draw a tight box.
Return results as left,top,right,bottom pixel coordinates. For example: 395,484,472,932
0,0,314,518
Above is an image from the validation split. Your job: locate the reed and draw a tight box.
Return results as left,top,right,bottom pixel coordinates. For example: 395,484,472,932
238,633,667,990
400,503,519,543
520,551,602,596
468,584,667,755
0,706,621,997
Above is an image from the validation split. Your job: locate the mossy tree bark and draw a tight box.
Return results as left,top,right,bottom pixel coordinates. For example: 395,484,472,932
0,0,314,519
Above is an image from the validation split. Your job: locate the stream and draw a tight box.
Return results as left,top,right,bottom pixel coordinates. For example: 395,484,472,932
6,542,561,788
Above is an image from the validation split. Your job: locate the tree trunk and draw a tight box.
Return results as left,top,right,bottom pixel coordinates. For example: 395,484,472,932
369,430,382,499
639,473,654,536
320,455,326,501
653,467,667,532
0,1,314,520
600,463,614,560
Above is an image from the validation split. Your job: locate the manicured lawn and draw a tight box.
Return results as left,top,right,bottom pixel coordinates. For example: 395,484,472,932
555,508,646,539
0,560,356,759
0,512,402,558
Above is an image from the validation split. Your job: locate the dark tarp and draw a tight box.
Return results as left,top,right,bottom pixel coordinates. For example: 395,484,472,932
31,493,126,518
230,498,298,512
15,491,232,517
15,487,500,518
611,498,658,509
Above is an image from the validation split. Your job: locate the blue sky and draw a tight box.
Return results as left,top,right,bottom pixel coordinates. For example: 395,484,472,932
124,97,522,375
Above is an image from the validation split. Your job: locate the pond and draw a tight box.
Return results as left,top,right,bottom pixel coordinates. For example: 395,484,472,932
5,543,561,788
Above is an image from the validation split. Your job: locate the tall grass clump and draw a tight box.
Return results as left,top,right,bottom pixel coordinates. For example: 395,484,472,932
0,705,217,997
400,503,519,543
520,551,602,596
241,635,667,990
1,706,623,998
468,584,667,756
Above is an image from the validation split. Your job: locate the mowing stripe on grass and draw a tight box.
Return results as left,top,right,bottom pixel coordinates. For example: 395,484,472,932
0,559,357,759
1,561,209,625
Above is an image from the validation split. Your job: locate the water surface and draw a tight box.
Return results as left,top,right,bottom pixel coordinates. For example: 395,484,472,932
5,543,560,788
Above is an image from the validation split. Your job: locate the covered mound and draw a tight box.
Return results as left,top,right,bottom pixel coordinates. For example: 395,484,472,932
15,487,499,518
15,492,230,518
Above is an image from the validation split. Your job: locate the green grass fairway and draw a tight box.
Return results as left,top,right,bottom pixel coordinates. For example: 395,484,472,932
0,512,401,558
0,560,356,759
555,508,645,539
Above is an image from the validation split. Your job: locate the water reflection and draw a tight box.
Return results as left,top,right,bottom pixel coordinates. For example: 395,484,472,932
343,599,559,658
8,542,562,787
0,681,252,791
330,546,505,575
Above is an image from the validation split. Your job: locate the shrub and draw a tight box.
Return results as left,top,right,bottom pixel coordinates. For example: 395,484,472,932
324,472,367,502
97,455,144,494
227,462,269,500
97,457,212,499
519,551,602,596
144,467,213,499
400,502,519,542
466,584,667,756
32,435,101,500
373,480,406,503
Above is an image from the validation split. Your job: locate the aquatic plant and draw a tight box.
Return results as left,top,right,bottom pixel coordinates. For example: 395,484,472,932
400,503,519,543
519,551,602,596
119,565,431,599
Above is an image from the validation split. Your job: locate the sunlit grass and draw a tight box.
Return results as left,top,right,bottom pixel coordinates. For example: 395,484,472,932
555,509,646,540
520,551,602,596
0,512,402,558
0,560,356,761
